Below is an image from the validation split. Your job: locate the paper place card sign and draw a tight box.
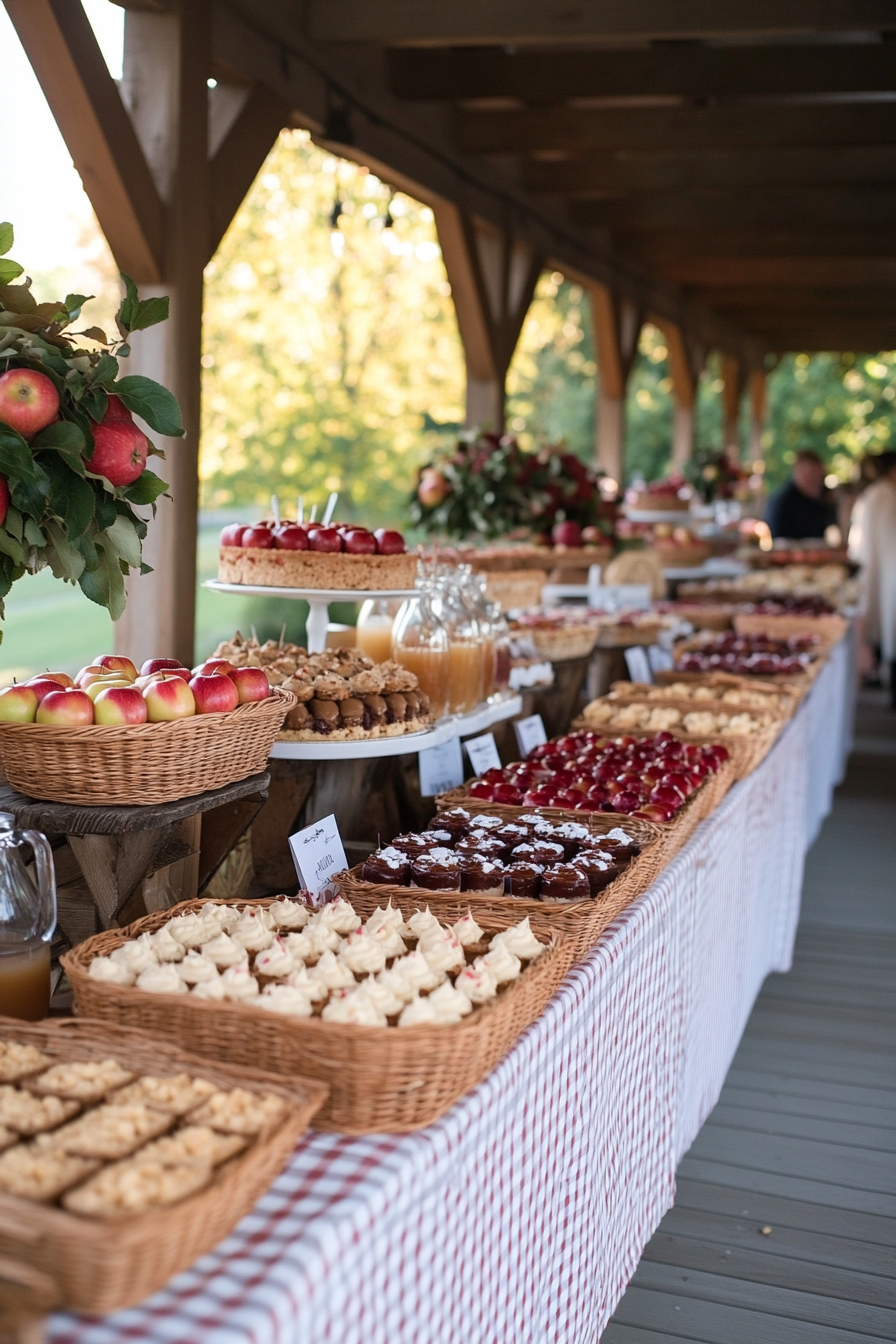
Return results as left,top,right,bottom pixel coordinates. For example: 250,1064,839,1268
514,713,548,758
464,732,501,776
624,646,653,684
288,814,348,907
648,644,675,674
418,735,464,797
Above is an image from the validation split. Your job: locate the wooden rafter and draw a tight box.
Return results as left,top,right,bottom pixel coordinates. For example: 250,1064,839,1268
4,0,164,282
571,186,896,232
209,84,289,260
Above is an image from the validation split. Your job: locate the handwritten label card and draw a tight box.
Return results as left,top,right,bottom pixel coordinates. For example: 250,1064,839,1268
289,813,348,906
464,732,501,776
514,713,548,758
418,735,464,797
648,644,675,674
624,645,653,684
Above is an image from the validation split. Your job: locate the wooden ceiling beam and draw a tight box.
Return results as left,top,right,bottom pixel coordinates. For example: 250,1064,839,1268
571,186,896,231
306,1,896,47
620,228,896,261
208,83,289,261
459,102,896,154
4,0,164,282
697,288,896,311
523,145,896,197
654,256,896,286
388,43,896,102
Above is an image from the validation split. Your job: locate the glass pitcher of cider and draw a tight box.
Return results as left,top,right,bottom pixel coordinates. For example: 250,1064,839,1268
0,813,56,1020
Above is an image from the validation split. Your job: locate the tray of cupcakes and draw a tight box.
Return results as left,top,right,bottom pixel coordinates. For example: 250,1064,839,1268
338,807,663,971
437,728,735,857
0,1018,326,1320
62,896,568,1135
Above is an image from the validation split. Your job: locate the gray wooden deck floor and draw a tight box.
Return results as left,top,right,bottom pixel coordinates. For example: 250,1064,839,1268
603,690,896,1344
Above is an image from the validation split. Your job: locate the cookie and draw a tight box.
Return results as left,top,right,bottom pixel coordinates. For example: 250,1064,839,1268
0,1086,80,1135
189,1088,288,1136
63,1158,211,1218
111,1074,217,1117
0,1143,98,1202
137,1125,247,1168
0,1042,53,1084
45,1104,172,1160
28,1059,135,1104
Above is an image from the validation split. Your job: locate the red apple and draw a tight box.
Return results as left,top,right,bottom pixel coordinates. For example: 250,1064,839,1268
220,524,246,547
193,659,234,677
79,669,126,691
189,672,239,715
307,526,343,553
95,655,137,681
140,658,183,676
0,368,60,440
273,524,309,551
342,528,377,555
36,689,94,726
651,783,684,806
467,780,495,800
491,782,523,805
0,476,8,528
242,525,275,549
582,526,604,544
85,679,132,703
143,676,196,721
552,520,582,548
75,664,106,687
33,672,74,689
417,467,449,509
374,528,406,555
0,685,38,723
609,790,641,813
634,804,677,822
28,677,75,706
93,685,148,725
521,788,556,807
662,772,695,797
87,395,149,486
229,666,271,704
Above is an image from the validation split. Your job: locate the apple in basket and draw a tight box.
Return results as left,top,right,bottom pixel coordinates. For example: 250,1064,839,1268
229,667,271,704
84,678,133,703
0,684,39,723
140,658,183,676
94,654,138,681
93,686,148,725
143,676,196,721
193,659,234,677
36,689,95,726
189,673,239,715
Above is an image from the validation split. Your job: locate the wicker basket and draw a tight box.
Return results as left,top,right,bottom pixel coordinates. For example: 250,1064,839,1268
63,898,569,1135
0,688,294,806
671,635,822,688
652,542,711,568
732,612,848,645
651,669,804,717
593,621,665,649
0,1017,325,1318
572,702,782,780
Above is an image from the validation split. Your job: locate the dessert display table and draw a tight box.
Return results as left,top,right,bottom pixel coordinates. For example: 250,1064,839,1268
624,507,694,524
46,644,853,1344
204,581,417,653
269,694,523,761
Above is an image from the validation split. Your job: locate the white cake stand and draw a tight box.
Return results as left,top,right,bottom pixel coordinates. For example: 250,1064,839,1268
623,508,695,524
203,581,417,653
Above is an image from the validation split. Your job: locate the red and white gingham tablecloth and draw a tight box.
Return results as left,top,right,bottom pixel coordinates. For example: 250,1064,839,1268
48,647,849,1344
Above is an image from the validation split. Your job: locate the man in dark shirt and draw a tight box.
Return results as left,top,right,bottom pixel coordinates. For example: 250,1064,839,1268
765,450,838,540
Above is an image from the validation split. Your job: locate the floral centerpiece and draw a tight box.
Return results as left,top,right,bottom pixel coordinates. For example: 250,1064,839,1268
411,429,612,541
0,222,182,640
684,448,750,504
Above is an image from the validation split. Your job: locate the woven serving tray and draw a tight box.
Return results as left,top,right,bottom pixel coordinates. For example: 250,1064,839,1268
732,611,848,645
63,898,569,1135
0,1017,326,1319
0,688,294,806
650,669,804,717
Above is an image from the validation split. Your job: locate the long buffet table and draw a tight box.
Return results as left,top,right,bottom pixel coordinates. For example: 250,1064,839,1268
49,637,854,1344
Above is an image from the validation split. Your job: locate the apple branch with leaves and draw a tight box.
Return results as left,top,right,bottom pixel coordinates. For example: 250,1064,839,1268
0,222,185,641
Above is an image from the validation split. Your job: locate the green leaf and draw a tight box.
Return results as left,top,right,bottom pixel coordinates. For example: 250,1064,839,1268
0,425,50,493
100,513,141,568
4,506,22,542
64,294,91,320
0,260,24,285
129,296,169,332
0,223,12,256
94,495,116,531
41,455,96,538
80,326,107,344
122,469,168,506
75,531,98,571
115,500,147,540
23,519,44,547
81,387,108,424
78,549,110,609
112,375,184,437
10,475,49,521
0,283,36,314
116,273,140,334
31,421,85,453
90,353,119,387
44,519,86,582
0,528,25,566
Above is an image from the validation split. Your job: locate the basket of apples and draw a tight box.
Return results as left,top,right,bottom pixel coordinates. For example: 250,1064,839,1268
0,655,294,806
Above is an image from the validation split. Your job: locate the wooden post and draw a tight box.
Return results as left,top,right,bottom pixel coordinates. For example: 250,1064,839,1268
748,368,768,464
8,0,287,668
654,319,705,468
721,354,746,459
589,284,641,484
433,203,542,432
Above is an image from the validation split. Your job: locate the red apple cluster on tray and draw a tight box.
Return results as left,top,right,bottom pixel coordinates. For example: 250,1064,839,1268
551,520,607,549
678,632,819,677
467,730,728,822
0,656,270,728
220,520,406,556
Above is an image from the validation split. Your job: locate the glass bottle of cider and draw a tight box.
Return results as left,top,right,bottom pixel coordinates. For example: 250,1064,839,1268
356,597,402,663
0,814,57,1021
392,585,450,719
434,573,484,715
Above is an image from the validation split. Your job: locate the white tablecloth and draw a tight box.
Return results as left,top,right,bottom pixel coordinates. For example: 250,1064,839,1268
49,651,850,1344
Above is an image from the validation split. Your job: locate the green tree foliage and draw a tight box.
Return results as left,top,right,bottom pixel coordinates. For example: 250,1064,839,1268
200,132,464,526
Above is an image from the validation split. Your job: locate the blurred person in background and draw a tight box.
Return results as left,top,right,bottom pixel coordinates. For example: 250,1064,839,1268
849,450,896,706
765,449,838,540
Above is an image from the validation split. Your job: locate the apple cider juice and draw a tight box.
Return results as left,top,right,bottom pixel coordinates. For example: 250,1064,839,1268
0,940,51,1020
